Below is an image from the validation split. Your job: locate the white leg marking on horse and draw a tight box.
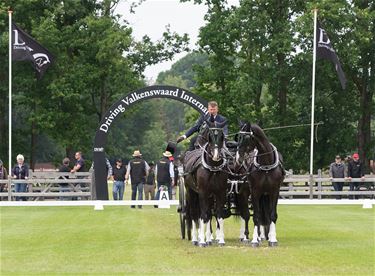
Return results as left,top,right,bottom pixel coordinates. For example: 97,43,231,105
251,225,259,244
191,221,198,243
260,225,266,240
206,220,212,243
268,222,277,243
218,218,225,244
239,218,246,240
215,224,220,242
198,219,206,245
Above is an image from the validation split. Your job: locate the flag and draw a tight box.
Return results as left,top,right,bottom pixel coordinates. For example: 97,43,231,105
316,20,346,90
12,23,54,78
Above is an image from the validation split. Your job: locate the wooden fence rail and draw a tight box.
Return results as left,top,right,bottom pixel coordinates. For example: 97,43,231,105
0,172,374,201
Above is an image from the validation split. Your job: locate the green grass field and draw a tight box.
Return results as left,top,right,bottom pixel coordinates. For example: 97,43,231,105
1,204,374,275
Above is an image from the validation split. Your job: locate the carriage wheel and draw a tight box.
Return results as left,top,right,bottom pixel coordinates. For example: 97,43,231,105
178,176,186,239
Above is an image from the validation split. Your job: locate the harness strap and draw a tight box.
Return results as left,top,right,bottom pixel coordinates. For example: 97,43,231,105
253,143,280,171
201,144,227,172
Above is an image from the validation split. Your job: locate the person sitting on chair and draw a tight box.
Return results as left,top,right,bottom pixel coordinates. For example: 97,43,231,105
176,101,228,150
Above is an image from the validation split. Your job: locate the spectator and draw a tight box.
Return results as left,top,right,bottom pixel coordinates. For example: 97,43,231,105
126,150,149,208
112,158,126,200
155,151,174,201
344,155,352,177
0,159,8,200
12,154,29,201
347,153,365,199
71,151,85,173
144,161,155,201
59,157,71,200
329,155,346,199
70,152,85,200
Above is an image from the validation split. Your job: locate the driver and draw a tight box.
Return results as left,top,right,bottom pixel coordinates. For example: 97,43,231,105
176,101,228,150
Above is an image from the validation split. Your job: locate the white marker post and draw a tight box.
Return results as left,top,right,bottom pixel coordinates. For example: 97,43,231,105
158,188,170,209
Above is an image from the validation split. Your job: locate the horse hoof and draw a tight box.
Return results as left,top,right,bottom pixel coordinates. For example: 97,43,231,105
218,243,225,247
239,238,244,242
242,239,250,245
199,243,207,248
251,242,259,248
192,241,198,246
268,241,278,247
206,241,212,246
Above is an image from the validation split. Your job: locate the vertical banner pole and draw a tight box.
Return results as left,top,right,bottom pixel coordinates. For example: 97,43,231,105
8,10,13,183
310,9,318,175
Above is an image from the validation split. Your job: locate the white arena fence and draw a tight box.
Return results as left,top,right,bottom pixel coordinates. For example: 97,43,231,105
0,199,373,209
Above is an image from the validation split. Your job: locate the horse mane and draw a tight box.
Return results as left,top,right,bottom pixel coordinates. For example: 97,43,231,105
240,120,269,142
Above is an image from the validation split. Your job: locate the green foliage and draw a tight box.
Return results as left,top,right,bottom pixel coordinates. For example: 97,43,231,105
0,0,189,167
182,0,374,172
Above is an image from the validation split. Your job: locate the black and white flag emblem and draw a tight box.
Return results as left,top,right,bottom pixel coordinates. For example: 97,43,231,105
12,23,54,78
316,20,346,90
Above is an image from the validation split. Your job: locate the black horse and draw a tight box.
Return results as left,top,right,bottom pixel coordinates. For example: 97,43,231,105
183,121,228,246
236,121,284,247
224,137,253,244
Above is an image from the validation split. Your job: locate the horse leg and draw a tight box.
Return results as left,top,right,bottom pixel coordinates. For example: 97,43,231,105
205,218,213,246
259,225,266,241
268,192,279,247
238,189,250,244
250,194,261,247
215,192,226,246
239,217,250,244
198,218,207,247
198,192,210,247
191,220,198,246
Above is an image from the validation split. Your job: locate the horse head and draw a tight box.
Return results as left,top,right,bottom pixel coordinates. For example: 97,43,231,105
206,120,226,162
235,121,256,164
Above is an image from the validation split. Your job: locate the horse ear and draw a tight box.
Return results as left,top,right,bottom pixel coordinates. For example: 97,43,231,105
257,120,263,128
238,119,244,127
206,120,215,128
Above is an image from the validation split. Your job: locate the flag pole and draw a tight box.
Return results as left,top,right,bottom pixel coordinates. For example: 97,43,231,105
8,9,12,177
310,8,318,175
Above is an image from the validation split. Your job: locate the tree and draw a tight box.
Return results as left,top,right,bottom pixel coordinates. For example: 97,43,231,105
0,0,189,168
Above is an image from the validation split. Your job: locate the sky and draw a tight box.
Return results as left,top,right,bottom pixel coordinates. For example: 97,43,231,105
115,0,208,83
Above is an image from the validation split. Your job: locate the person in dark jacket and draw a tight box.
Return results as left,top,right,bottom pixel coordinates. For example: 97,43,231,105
176,101,228,150
59,157,71,200
155,151,175,200
329,155,346,199
347,153,365,199
12,154,29,201
112,158,127,200
144,162,155,201
125,150,149,208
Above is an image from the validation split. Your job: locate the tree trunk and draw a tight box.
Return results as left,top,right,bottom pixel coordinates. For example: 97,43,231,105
357,79,373,172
